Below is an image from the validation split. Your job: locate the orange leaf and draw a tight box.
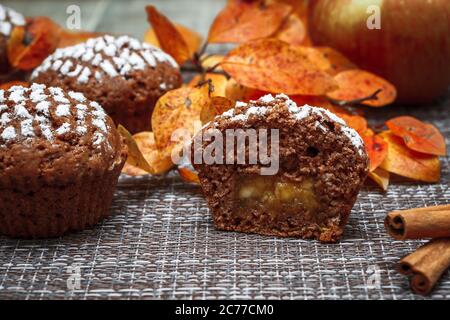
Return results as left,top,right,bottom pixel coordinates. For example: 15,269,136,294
121,131,173,176
221,39,337,95
273,13,307,46
208,0,292,43
200,96,234,124
0,81,29,90
290,95,336,111
386,116,446,156
327,70,397,107
7,17,61,70
151,85,209,154
368,167,390,191
118,125,156,175
144,23,202,57
201,54,224,71
379,131,440,183
58,30,104,48
225,78,267,103
178,167,200,184
188,73,228,97
338,114,367,135
316,47,357,76
146,6,191,65
362,131,388,172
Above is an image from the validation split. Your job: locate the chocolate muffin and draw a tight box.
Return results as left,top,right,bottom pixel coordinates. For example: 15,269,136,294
0,83,127,238
0,5,26,74
192,94,369,242
31,35,182,133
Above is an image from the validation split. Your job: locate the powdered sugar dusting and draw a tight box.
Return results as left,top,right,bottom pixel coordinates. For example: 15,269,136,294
0,5,25,37
215,93,366,156
31,35,179,83
0,84,111,149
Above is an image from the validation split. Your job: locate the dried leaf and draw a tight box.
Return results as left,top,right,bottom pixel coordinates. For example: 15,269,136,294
386,116,446,156
200,96,233,124
178,167,200,184
144,23,202,57
7,17,61,70
146,5,191,65
339,114,367,135
316,47,357,76
368,167,390,191
121,131,173,176
362,130,388,172
379,131,440,183
188,73,228,97
273,13,307,46
327,70,397,107
0,81,29,90
208,0,292,43
221,39,337,95
225,78,266,103
58,30,104,48
201,54,224,71
151,85,209,154
118,125,155,174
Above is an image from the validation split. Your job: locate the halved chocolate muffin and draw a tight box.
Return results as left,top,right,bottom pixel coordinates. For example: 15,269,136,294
0,5,26,74
192,94,369,242
0,83,127,238
31,35,182,133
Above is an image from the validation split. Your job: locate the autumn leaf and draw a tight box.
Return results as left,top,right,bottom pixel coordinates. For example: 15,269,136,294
361,130,388,172
379,131,440,183
225,78,267,103
273,13,307,46
144,23,202,58
208,0,292,43
338,114,368,135
7,17,61,70
0,81,29,90
201,54,224,71
368,167,390,191
178,167,200,184
327,70,397,107
386,116,446,156
118,125,156,175
121,132,173,176
316,47,357,76
57,30,104,48
151,84,209,155
188,73,228,97
221,39,337,95
200,96,234,124
146,5,191,65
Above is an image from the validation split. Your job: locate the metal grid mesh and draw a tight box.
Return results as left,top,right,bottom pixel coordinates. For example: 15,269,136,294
0,97,449,300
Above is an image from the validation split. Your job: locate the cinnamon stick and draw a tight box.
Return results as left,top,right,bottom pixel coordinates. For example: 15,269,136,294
397,238,450,295
385,204,450,240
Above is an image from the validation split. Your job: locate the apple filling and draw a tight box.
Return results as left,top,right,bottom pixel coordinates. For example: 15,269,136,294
236,175,319,212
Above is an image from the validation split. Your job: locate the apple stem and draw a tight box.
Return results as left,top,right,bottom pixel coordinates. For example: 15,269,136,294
329,89,383,107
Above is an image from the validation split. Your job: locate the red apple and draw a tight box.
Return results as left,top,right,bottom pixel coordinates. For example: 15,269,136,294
308,0,450,104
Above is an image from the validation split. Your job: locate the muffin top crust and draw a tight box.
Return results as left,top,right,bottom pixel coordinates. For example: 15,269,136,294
0,83,114,149
0,4,25,37
210,93,366,156
31,35,178,86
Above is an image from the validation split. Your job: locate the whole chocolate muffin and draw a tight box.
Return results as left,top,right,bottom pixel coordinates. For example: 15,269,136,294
0,83,127,238
31,35,182,133
192,94,369,242
0,5,26,74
